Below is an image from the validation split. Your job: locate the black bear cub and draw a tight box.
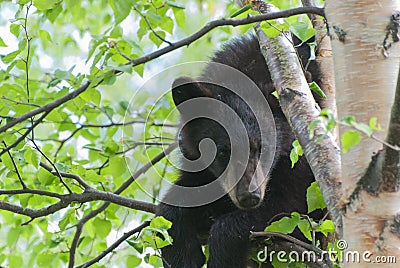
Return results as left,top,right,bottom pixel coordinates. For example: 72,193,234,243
157,34,320,268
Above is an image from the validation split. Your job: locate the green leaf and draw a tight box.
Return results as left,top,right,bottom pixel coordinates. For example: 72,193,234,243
1,151,14,171
80,88,101,105
341,130,361,153
316,220,335,236
172,8,185,28
290,21,316,42
349,119,375,137
265,215,299,234
306,181,326,213
10,24,21,38
160,16,174,34
108,156,127,178
150,216,172,230
126,255,142,267
298,219,312,241
113,64,133,74
2,50,21,64
0,37,7,47
103,72,117,85
93,218,112,239
126,240,144,254
103,140,119,155
309,82,326,98
260,21,281,38
44,3,62,22
7,227,20,247
148,255,163,267
58,210,74,231
369,117,381,131
166,1,185,9
33,0,61,10
38,168,56,186
8,255,23,268
38,29,53,43
149,31,167,47
23,147,41,167
108,0,134,24
146,12,162,23
230,4,252,18
290,140,303,168
54,69,72,80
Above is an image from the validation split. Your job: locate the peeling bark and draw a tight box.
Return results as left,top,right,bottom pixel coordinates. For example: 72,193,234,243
326,1,400,266
381,63,400,192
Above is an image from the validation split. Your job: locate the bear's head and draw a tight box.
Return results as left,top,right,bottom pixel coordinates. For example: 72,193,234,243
171,76,273,209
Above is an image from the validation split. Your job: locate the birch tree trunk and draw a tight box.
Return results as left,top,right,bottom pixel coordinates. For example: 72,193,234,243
325,1,400,266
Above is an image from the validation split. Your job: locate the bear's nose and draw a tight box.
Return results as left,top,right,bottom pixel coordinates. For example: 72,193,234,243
237,191,261,209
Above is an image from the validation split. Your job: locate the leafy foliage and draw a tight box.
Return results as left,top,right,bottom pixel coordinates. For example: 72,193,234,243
0,0,337,267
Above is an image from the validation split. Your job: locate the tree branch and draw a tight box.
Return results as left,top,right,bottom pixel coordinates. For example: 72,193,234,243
0,189,156,222
0,81,90,134
251,2,342,237
0,111,50,157
39,162,91,189
126,6,324,68
2,141,26,188
301,0,338,142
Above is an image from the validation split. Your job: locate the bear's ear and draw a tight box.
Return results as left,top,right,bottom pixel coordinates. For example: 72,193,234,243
171,76,212,110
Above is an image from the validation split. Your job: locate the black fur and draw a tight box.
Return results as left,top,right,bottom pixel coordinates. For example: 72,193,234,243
157,34,320,268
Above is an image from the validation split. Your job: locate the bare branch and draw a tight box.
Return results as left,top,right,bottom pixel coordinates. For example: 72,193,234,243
76,221,150,268
0,189,156,221
0,188,63,199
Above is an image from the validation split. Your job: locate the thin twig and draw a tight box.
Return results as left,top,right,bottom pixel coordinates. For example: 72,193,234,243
32,140,72,193
39,162,91,189
0,111,50,157
0,81,91,134
133,6,172,46
250,231,323,254
2,141,26,188
76,221,150,268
